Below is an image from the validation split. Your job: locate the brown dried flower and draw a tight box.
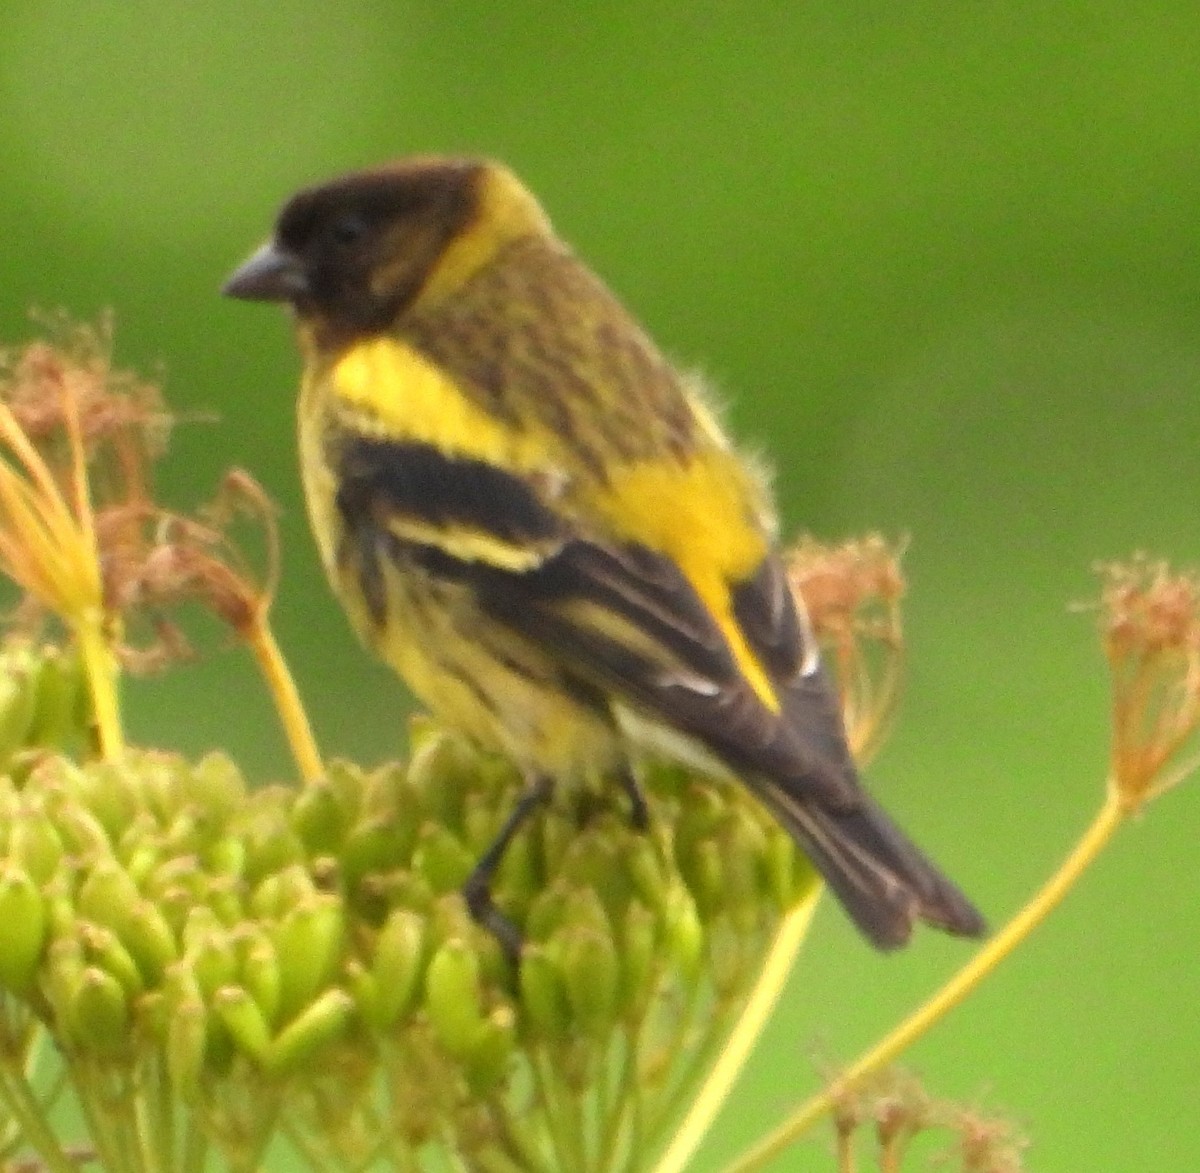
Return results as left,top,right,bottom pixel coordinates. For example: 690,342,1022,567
1095,555,1200,808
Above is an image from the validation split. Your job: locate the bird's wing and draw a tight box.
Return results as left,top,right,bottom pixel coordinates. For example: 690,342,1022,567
332,432,860,808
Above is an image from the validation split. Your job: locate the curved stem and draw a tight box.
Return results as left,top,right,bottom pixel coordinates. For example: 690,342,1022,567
651,888,820,1173
722,791,1126,1173
242,611,324,783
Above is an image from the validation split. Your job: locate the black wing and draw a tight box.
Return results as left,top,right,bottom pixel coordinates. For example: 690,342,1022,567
335,438,984,947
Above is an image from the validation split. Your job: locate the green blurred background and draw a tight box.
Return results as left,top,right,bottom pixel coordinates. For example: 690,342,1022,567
3,2,1198,1168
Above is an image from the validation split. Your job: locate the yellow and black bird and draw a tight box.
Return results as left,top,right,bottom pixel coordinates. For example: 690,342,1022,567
224,156,984,956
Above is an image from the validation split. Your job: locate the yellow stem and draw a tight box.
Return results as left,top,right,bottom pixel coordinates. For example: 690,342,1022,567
721,790,1127,1173
75,615,124,761
243,610,324,783
651,887,821,1173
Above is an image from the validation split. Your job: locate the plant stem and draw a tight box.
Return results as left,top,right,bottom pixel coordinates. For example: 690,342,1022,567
242,610,324,783
75,617,124,761
721,790,1126,1173
651,890,819,1173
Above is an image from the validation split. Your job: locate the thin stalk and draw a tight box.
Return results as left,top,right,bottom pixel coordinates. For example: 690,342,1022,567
722,791,1126,1173
0,1061,76,1173
242,611,324,783
74,616,124,761
651,892,818,1173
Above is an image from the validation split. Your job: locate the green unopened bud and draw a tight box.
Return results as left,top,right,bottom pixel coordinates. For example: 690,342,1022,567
74,762,140,844
425,937,489,1058
721,812,770,920
80,923,143,999
339,815,412,892
27,646,82,749
405,729,476,829
664,884,704,982
122,900,178,985
264,988,354,1075
271,895,344,1024
0,864,46,994
681,839,725,918
463,1005,516,1094
185,931,238,1000
213,985,271,1062
764,828,796,910
0,650,38,760
50,796,112,857
619,899,658,1011
412,824,475,894
186,753,246,824
8,812,62,885
68,966,130,1054
368,908,425,1028
291,778,351,855
250,863,316,921
236,932,281,1026
518,945,571,1039
77,859,141,932
166,995,209,1097
627,838,669,912
560,926,619,1038
202,834,246,881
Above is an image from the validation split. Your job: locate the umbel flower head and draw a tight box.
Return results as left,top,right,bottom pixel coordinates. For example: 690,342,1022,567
0,318,834,1173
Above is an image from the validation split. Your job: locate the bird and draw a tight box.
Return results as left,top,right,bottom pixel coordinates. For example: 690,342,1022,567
223,156,984,958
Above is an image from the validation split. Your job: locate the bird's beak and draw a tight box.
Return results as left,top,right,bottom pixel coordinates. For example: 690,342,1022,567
222,241,309,302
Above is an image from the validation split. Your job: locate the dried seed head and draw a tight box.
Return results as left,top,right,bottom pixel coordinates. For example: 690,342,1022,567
786,534,907,764
1094,555,1200,808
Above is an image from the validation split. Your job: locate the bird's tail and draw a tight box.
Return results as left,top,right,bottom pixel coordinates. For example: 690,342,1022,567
751,779,986,949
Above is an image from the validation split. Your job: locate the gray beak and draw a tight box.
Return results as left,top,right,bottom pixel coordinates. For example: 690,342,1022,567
222,241,309,302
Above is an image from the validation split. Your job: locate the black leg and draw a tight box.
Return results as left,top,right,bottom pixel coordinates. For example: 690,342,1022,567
616,763,650,831
462,773,554,964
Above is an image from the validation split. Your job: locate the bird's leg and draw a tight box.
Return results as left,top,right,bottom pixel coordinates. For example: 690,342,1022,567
462,772,554,965
616,762,650,831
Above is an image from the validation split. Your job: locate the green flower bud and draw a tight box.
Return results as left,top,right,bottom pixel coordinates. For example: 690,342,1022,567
0,864,46,994
463,1005,516,1095
201,834,246,881
213,985,271,1062
369,907,425,1028
627,837,669,912
68,966,130,1055
236,932,281,1026
77,858,141,932
27,645,83,750
663,883,704,982
185,931,238,1000
250,863,316,921
764,827,796,910
560,926,619,1038
291,777,351,855
48,794,113,857
412,824,475,894
264,988,355,1075
518,944,571,1039
680,839,724,919
618,899,658,1012
405,729,476,829
74,762,141,844
186,753,247,825
0,648,39,760
166,995,209,1097
80,922,144,999
271,895,344,1024
425,937,489,1058
122,900,178,985
339,814,413,893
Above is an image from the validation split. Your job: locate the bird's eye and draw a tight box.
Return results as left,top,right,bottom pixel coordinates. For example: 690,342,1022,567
330,215,367,247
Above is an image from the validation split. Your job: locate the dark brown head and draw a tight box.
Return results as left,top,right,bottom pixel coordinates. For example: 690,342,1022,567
223,157,550,340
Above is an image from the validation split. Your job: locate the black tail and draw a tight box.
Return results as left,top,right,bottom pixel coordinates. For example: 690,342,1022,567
752,779,986,949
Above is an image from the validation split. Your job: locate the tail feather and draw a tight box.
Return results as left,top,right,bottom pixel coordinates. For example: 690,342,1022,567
753,779,986,950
